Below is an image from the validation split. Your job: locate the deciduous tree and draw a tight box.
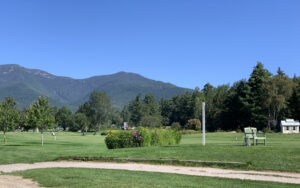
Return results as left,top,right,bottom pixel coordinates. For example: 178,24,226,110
55,106,73,130
263,68,295,129
0,97,19,144
26,96,55,146
88,91,111,132
74,113,88,135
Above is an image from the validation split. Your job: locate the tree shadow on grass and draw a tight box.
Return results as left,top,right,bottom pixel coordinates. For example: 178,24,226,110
3,144,29,146
162,145,180,148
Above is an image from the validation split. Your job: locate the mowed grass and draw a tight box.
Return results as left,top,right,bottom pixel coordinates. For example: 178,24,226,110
14,168,300,188
0,132,300,172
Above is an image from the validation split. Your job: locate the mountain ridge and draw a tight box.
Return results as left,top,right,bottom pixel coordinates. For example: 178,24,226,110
0,64,192,110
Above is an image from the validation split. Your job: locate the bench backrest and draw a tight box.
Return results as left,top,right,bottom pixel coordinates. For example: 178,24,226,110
244,127,257,138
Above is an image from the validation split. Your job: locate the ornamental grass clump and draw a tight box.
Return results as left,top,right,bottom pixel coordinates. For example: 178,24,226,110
105,127,181,149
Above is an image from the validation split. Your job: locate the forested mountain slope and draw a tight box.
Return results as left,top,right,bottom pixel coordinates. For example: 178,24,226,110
0,64,191,110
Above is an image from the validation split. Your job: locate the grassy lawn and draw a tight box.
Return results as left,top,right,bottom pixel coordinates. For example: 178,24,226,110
0,131,299,172
13,168,300,188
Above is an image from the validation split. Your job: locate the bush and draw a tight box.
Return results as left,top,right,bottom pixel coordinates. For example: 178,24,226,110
185,119,201,130
171,122,181,130
139,116,162,128
150,129,164,146
105,128,181,149
180,130,199,134
135,127,151,147
172,129,182,144
263,128,276,133
100,131,107,136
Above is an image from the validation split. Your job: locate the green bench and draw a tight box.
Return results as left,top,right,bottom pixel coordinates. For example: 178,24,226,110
244,127,266,146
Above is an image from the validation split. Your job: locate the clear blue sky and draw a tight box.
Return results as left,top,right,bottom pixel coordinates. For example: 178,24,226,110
0,0,299,89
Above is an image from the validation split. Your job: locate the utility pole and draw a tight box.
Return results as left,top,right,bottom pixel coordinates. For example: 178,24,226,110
202,102,205,146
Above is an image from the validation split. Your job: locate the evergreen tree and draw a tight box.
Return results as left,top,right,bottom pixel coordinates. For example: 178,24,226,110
208,84,230,131
192,87,205,120
159,98,174,126
121,105,131,123
128,94,144,126
202,83,215,112
170,92,194,126
248,62,272,129
288,79,300,121
143,94,159,116
222,80,252,130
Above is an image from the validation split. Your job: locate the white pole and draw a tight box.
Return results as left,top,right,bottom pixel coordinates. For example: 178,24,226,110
202,102,205,146
42,133,44,147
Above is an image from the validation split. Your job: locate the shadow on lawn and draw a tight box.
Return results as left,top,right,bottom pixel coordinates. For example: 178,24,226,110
162,145,180,148
3,144,29,147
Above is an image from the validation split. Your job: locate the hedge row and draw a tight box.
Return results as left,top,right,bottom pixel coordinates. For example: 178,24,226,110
105,127,181,149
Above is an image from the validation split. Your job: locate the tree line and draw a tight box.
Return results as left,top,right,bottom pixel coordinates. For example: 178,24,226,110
0,62,299,145
0,91,120,145
121,62,300,131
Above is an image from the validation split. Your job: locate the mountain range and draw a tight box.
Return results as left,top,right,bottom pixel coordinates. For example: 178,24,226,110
0,64,191,110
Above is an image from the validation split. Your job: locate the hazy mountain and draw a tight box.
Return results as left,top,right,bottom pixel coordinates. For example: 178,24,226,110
0,64,191,110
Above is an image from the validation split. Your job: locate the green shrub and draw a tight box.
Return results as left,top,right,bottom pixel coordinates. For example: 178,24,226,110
180,130,199,134
172,129,182,144
139,116,162,128
135,127,151,147
104,131,120,149
263,128,276,133
185,119,201,130
105,128,181,149
151,129,165,146
171,122,181,130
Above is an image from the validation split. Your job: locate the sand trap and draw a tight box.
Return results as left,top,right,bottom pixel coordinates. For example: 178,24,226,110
0,175,43,188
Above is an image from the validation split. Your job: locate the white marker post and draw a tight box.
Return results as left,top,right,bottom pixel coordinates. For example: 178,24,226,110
202,102,205,146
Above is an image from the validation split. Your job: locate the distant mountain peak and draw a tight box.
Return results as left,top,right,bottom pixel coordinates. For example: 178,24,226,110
0,64,191,110
114,71,141,77
0,64,55,79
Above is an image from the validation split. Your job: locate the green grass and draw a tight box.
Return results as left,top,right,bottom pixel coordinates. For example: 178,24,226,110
0,132,300,172
13,168,300,188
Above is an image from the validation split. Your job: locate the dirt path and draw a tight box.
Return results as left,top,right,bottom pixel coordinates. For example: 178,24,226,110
1,161,300,186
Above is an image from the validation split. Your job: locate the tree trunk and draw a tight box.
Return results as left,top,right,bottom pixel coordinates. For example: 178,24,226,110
268,112,271,130
3,132,6,145
41,133,44,146
98,117,102,132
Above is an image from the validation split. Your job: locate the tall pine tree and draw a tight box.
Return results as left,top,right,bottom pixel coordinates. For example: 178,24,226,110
248,62,272,129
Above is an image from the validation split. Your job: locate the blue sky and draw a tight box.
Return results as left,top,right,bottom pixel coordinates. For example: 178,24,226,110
0,0,299,89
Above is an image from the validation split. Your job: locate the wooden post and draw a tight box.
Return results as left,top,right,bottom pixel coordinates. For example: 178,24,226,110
202,102,205,146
